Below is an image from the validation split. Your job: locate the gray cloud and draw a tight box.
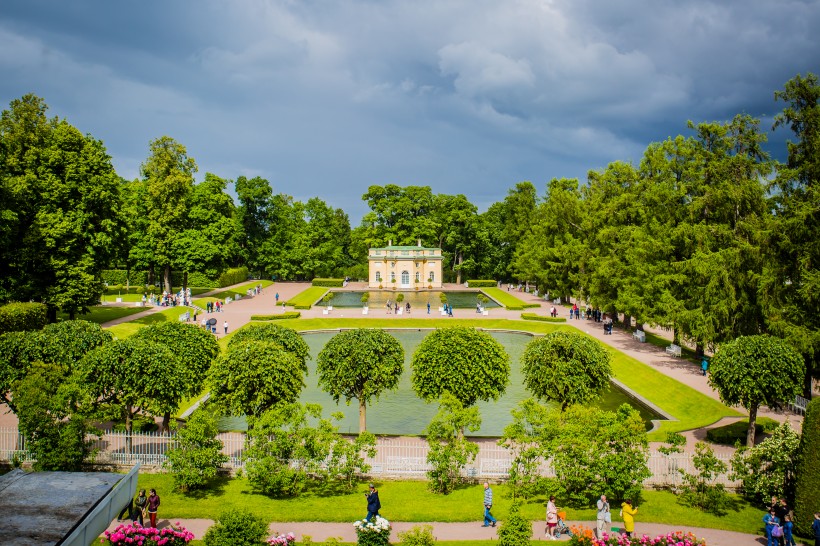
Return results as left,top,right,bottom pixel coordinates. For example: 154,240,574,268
1,0,818,220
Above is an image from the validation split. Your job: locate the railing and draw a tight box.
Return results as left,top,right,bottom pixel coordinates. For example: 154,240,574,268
0,428,739,486
791,394,810,415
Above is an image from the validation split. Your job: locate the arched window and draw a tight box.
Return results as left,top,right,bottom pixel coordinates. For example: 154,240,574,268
429,271,435,282
415,272,420,282
390,272,396,282
401,270,410,285
375,271,382,282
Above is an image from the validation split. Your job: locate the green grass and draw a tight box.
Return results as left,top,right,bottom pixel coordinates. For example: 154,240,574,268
480,287,540,309
105,306,196,339
285,286,330,309
134,475,762,534
57,305,150,324
233,317,738,436
192,280,274,308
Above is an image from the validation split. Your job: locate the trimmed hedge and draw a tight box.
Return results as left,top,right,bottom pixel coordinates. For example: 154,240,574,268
250,312,301,321
0,302,49,333
466,280,497,287
520,312,567,323
217,267,249,288
705,418,778,445
506,303,541,311
795,397,820,537
312,278,345,287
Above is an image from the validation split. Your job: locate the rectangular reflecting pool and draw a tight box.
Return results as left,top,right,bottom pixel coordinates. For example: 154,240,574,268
325,290,501,309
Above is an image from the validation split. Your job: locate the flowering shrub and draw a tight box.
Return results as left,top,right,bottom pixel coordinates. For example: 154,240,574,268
102,522,194,545
354,516,391,546
568,529,707,546
267,532,296,546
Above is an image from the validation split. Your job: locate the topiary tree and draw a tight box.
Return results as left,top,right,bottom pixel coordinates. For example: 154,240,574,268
411,327,510,407
0,302,48,334
208,340,306,425
203,508,269,546
38,320,114,368
134,321,220,431
709,335,805,447
227,323,310,371
317,329,404,432
521,331,611,410
795,397,820,537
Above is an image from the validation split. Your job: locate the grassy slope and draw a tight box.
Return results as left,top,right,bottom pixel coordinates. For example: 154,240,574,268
136,475,763,534
192,280,274,308
105,306,196,339
480,287,535,308
285,286,330,308
57,305,150,324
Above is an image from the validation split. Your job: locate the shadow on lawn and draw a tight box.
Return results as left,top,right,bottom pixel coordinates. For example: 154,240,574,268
179,476,230,499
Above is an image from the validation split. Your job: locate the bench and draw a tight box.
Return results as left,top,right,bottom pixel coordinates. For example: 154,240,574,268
632,330,646,343
665,344,682,358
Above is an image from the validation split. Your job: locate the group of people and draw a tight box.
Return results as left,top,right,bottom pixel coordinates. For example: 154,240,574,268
595,494,637,539
763,496,798,546
384,300,412,314
117,488,161,528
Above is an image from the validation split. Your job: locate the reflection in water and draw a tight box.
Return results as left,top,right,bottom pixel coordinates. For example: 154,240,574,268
326,291,501,309
219,330,664,435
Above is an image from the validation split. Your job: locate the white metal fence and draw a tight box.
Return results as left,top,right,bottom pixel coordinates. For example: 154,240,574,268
0,428,738,486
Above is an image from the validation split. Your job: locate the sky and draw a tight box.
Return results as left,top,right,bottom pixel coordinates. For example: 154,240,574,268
1,0,819,223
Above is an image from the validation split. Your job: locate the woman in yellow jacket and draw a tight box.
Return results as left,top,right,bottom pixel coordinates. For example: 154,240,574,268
621,499,638,538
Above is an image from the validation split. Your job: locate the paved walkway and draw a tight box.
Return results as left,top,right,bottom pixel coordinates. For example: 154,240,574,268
109,517,781,545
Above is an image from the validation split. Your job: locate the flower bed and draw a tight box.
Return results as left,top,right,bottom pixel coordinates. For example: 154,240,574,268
354,516,391,546
568,527,707,546
267,531,296,545
102,522,195,545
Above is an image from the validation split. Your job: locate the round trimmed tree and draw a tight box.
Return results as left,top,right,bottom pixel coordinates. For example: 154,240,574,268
227,323,310,372
411,327,510,407
522,331,611,410
317,328,404,432
208,340,306,425
709,335,804,447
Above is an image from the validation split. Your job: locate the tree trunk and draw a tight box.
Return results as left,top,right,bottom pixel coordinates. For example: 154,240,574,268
623,314,632,330
455,251,463,284
183,271,188,304
46,304,58,324
164,265,172,293
747,403,758,448
162,411,171,433
125,406,133,455
147,268,155,286
695,343,705,358
673,327,680,345
804,370,814,399
359,399,367,433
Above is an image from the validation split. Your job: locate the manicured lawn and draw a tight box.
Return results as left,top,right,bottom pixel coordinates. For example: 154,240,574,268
285,286,330,308
57,305,150,324
105,306,196,338
480,287,539,309
135,475,762,534
192,280,274,308
236,317,738,436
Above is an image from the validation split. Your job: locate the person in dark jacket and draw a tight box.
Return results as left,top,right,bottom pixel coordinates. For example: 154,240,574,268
812,513,820,546
365,483,381,522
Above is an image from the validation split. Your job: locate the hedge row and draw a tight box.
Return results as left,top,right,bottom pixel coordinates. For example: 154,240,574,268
466,279,497,287
520,312,567,323
312,278,345,287
506,303,541,311
250,312,302,321
101,270,148,286
0,302,49,334
217,267,249,288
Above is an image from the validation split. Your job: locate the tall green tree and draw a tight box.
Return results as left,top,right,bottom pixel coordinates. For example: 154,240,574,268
794,397,820,537
0,94,124,319
764,72,820,396
316,329,404,432
411,327,510,408
141,136,197,290
709,335,805,447
234,175,273,276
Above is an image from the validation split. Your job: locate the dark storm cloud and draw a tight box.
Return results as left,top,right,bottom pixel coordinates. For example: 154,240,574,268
1,0,818,220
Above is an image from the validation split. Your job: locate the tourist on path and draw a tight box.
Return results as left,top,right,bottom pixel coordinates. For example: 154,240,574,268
775,498,790,546
811,512,820,546
701,358,709,376
275,292,279,304
364,483,381,522
546,495,558,540
133,488,147,526
146,488,160,528
621,499,638,538
427,302,430,314
763,508,780,546
596,494,610,539
482,482,496,527
783,514,796,546
223,320,228,334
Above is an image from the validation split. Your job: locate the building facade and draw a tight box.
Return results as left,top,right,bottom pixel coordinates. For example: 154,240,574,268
368,241,443,289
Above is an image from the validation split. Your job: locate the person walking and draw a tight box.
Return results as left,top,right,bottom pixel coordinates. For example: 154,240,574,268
596,494,611,539
546,495,558,540
481,482,497,527
133,489,147,526
783,514,796,546
763,508,780,546
364,483,381,522
427,302,430,314
275,292,279,304
775,498,790,546
146,488,160,528
621,499,638,538
701,358,709,376
223,320,229,334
